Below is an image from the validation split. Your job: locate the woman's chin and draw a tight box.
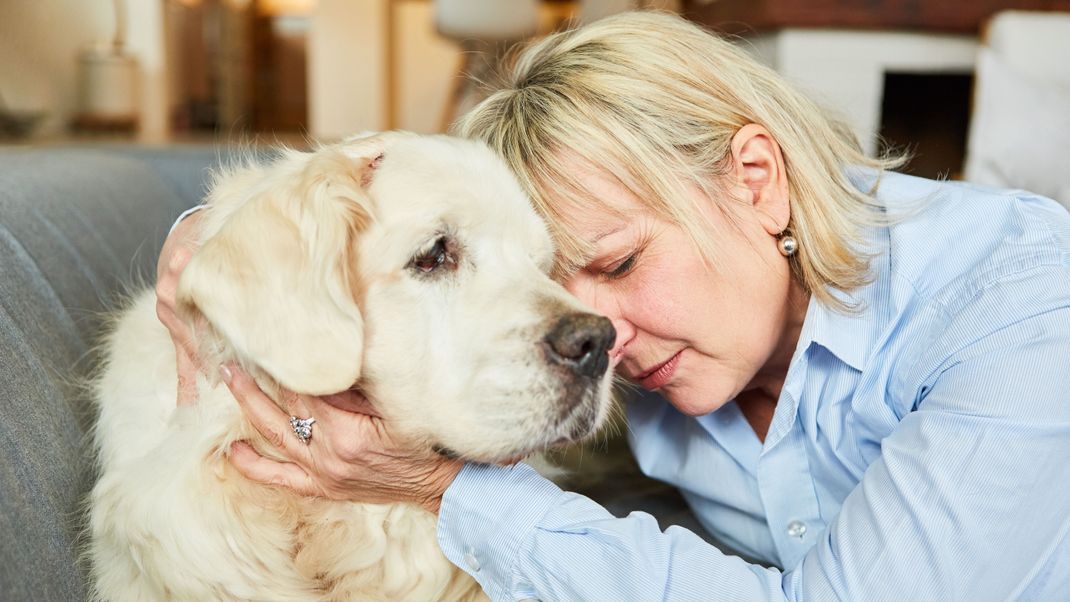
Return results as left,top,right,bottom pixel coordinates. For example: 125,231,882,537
664,386,731,417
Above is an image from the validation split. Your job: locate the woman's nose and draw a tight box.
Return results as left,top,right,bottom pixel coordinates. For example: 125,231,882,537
606,316,631,363
564,277,631,361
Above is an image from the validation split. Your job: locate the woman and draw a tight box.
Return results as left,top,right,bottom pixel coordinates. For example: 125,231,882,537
159,11,1070,599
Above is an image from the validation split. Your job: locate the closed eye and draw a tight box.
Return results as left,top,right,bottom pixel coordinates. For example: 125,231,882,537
600,227,653,280
603,252,638,279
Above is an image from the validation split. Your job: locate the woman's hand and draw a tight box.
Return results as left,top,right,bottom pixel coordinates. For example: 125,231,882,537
157,210,461,512
156,209,204,407
221,364,464,514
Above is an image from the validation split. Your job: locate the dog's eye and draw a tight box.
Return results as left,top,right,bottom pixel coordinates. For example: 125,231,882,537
410,236,457,274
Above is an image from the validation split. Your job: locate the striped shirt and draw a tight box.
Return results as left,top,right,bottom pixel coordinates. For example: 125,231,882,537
437,171,1070,600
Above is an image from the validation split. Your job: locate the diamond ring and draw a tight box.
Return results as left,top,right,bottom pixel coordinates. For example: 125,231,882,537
289,416,316,445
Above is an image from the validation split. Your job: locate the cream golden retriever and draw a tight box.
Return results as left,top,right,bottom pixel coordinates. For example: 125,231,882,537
88,132,616,601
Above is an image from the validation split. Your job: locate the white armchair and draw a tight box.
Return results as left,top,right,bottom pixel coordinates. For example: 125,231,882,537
964,10,1070,210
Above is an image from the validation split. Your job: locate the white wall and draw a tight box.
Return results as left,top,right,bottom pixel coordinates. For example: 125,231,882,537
308,0,580,140
0,1,112,137
394,0,458,134
308,0,388,139
308,0,463,139
745,29,977,156
0,0,169,141
126,0,169,141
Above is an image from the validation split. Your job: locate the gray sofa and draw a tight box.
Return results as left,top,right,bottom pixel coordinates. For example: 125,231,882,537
0,144,720,600
0,146,216,600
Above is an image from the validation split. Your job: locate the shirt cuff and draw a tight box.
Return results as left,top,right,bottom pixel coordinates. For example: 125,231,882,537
169,204,204,235
436,462,567,601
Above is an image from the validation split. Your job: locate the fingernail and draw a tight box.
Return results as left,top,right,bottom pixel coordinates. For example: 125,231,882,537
228,440,252,456
220,363,232,383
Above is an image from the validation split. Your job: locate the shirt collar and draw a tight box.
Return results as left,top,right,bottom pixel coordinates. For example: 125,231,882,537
794,228,891,374
761,253,885,450
796,293,868,372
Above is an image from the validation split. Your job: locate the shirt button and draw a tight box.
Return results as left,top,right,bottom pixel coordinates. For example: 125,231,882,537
787,520,808,538
464,548,481,572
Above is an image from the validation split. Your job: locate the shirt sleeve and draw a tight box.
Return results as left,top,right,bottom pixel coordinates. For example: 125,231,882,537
437,267,1070,601
437,462,783,601
793,273,1070,599
168,204,204,235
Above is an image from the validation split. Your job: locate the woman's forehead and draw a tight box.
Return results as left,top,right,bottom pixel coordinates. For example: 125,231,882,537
545,163,640,226
546,185,633,247
534,150,654,273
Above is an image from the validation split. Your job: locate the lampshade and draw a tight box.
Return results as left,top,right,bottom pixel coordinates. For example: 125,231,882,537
433,0,539,41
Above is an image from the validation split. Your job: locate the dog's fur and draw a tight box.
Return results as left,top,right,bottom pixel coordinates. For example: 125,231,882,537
88,133,615,601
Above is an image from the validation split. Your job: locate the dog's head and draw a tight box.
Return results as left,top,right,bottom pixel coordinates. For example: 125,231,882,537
177,133,615,463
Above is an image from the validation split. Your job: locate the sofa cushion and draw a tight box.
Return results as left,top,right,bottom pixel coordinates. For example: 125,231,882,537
0,147,218,600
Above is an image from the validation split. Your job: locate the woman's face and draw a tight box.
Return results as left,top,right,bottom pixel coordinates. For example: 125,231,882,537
558,150,806,416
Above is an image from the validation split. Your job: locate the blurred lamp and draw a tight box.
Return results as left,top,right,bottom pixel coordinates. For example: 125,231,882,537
434,0,538,41
258,0,316,16
74,0,139,131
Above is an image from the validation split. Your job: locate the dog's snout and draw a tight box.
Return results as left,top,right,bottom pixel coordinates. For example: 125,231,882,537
544,313,616,378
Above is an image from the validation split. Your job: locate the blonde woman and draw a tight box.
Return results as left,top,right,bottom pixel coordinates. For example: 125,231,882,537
161,11,1070,599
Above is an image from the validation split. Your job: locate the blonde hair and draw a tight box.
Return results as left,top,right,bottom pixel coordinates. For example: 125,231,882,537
456,11,907,312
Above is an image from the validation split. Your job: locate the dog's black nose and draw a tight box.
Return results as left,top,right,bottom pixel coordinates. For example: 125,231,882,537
544,313,616,378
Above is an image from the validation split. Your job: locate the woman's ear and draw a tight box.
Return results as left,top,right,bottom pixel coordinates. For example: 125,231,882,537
175,145,380,396
729,123,790,236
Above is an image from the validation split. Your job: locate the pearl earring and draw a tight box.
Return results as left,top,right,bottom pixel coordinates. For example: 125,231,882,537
777,231,798,257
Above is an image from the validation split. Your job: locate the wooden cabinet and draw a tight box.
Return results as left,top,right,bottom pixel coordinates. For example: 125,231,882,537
682,0,1070,34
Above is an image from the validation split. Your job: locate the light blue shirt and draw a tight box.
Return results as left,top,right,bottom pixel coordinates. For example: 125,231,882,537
436,172,1070,600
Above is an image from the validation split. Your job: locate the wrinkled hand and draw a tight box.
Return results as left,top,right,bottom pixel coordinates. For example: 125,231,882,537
157,210,460,512
221,364,464,514
156,209,204,406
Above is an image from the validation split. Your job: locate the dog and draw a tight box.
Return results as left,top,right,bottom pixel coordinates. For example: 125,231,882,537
88,132,616,601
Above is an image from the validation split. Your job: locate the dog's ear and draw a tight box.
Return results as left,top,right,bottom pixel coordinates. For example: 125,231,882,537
176,140,387,395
